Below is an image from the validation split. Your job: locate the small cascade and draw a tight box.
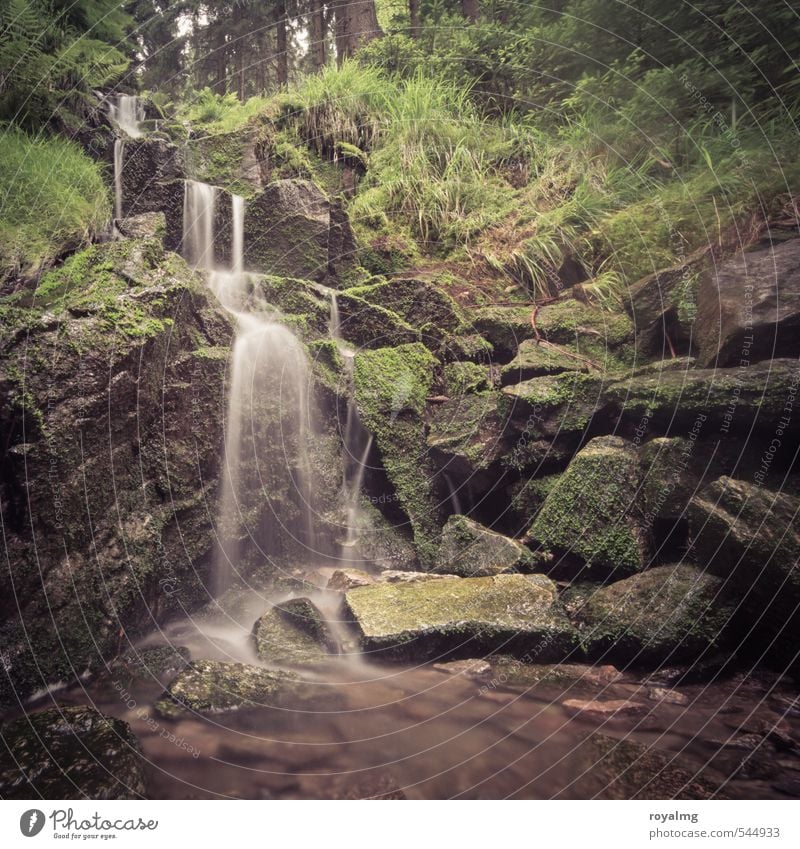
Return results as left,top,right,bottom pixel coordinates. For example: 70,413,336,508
108,94,145,139
183,179,321,596
443,473,463,515
328,292,375,564
108,95,144,224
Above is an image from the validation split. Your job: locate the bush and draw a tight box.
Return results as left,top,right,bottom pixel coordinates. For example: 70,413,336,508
0,127,110,282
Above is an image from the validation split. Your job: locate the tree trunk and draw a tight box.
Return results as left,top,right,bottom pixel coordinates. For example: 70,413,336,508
310,0,326,70
274,1,288,88
409,0,421,38
461,0,480,22
333,1,383,65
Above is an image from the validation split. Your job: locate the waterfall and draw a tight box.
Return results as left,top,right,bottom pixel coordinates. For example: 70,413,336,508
109,95,144,224
183,179,320,595
328,292,374,563
108,94,144,139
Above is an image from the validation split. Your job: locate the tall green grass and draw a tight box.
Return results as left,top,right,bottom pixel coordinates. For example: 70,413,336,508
0,127,110,282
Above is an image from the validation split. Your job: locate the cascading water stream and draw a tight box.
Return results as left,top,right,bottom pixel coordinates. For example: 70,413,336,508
328,292,374,564
109,95,145,222
182,180,319,596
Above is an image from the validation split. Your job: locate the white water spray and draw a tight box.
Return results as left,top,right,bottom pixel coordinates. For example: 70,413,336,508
109,95,144,223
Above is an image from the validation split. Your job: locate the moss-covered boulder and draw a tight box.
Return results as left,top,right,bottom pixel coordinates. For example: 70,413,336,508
252,597,337,665
155,660,303,717
502,371,608,436
442,361,492,395
0,706,146,799
185,126,263,197
345,277,464,344
353,343,441,563
530,436,647,575
0,239,233,706
688,477,800,667
344,573,579,661
255,274,330,340
426,391,515,478
473,304,535,357
435,514,535,576
333,290,420,349
116,211,167,242
244,179,355,283
604,359,800,436
577,565,733,665
500,339,590,384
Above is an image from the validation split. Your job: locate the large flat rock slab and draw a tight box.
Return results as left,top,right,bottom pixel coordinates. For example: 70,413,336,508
345,573,579,661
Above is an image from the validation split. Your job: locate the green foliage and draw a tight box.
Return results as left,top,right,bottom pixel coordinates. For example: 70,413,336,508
0,0,131,129
0,127,110,281
177,88,271,135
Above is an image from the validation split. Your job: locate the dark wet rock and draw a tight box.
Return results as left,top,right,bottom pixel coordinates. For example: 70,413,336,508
155,660,303,717
586,733,725,799
435,514,535,577
344,573,579,662
578,565,734,665
530,436,647,576
0,240,232,706
244,179,355,283
605,358,800,436
626,249,709,357
327,569,376,591
252,597,337,665
695,238,800,367
113,645,190,681
0,706,146,799
688,477,800,667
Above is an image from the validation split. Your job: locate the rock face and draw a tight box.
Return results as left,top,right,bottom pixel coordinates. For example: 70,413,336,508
435,514,535,576
688,477,800,666
252,597,337,665
577,565,733,665
530,436,647,575
0,239,233,706
0,706,146,799
695,238,800,367
155,660,302,717
244,179,355,283
344,573,579,661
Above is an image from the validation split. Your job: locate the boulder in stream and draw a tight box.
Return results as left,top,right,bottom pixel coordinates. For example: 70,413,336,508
252,597,338,665
155,660,304,717
0,706,146,799
435,514,535,576
345,573,579,661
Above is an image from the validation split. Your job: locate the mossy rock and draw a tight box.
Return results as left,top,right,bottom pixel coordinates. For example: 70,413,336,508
473,305,535,356
252,597,337,666
155,660,303,718
688,477,800,668
442,361,492,395
500,339,590,384
345,277,465,341
502,371,607,435
0,706,146,799
509,473,562,522
577,565,733,665
486,657,624,693
435,514,535,577
530,436,647,575
604,359,800,435
345,573,579,661
354,344,441,562
334,290,419,349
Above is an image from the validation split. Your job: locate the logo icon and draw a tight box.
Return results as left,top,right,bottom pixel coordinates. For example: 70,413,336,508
20,810,45,837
